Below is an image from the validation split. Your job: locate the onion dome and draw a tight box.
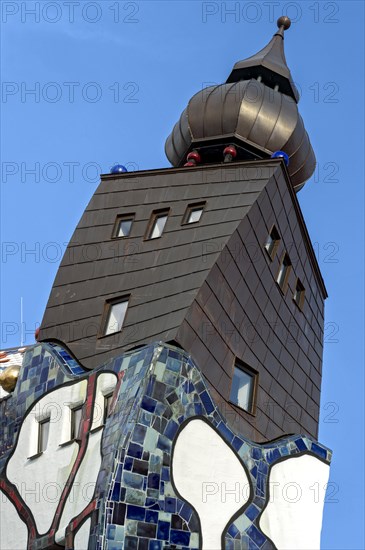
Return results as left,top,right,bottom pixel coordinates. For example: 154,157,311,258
165,17,315,192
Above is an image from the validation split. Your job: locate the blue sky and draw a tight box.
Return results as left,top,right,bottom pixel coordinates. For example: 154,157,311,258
1,1,364,547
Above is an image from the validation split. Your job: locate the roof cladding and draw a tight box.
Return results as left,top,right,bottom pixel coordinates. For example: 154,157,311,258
39,160,325,371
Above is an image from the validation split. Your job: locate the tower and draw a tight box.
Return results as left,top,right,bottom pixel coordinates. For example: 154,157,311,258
0,18,331,550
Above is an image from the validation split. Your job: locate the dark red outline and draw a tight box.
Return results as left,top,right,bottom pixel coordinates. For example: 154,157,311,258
47,373,98,542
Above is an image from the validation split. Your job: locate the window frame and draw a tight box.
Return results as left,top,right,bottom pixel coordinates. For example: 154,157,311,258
293,277,305,310
182,201,206,225
37,417,51,454
99,295,130,338
111,213,135,239
276,252,292,294
103,393,114,424
144,208,170,240
229,360,258,416
264,225,281,261
70,405,83,441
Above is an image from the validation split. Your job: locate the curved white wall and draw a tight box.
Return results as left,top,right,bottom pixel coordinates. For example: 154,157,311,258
260,454,330,549
90,373,117,431
172,419,250,550
74,518,91,550
6,380,87,534
56,373,117,543
0,490,28,549
5,373,117,542
55,428,103,542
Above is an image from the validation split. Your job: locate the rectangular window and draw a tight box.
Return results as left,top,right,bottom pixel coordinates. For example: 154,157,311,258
70,406,83,440
102,298,129,336
103,393,113,424
146,209,169,239
183,202,206,225
38,418,50,454
276,253,292,292
112,214,134,238
264,225,280,260
293,278,305,310
229,362,257,413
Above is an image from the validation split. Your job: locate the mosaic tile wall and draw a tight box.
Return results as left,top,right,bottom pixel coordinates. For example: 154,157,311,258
0,342,331,549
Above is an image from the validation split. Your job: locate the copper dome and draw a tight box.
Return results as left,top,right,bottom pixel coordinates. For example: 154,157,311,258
165,18,316,192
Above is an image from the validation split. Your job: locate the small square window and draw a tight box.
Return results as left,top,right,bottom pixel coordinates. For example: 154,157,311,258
276,253,292,293
183,202,206,225
146,209,169,239
102,298,129,336
112,214,134,238
229,362,257,413
293,278,305,310
264,225,280,260
70,406,83,440
38,418,50,454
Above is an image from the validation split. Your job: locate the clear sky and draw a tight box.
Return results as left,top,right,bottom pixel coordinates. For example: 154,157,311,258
1,1,364,548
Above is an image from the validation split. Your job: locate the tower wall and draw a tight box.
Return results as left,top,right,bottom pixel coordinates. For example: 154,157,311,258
39,161,326,442
39,162,277,367
176,165,325,442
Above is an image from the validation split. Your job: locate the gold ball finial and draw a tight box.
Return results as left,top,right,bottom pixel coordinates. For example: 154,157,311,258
0,365,20,393
277,16,291,30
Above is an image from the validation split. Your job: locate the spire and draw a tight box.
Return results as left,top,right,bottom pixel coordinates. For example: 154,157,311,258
226,16,300,102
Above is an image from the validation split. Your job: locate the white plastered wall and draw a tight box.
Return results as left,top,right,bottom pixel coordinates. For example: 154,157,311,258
259,454,330,549
90,372,118,431
56,373,117,544
6,380,87,534
0,490,28,549
74,518,91,550
172,419,250,550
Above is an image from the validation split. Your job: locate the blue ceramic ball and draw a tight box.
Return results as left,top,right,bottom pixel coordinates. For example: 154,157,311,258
271,151,289,166
110,164,128,174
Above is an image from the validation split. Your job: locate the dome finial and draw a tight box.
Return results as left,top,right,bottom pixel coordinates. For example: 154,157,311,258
277,15,291,30
226,14,299,102
275,16,291,38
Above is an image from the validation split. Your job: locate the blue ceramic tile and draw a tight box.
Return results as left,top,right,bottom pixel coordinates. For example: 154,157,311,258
124,456,133,471
170,530,190,545
148,473,160,489
141,396,157,413
148,540,162,550
164,497,176,513
157,520,170,540
133,424,147,444
251,447,261,460
311,442,327,460
200,391,214,414
245,504,260,521
128,442,143,459
247,525,266,547
295,438,307,452
228,523,240,537
164,420,179,440
145,510,158,524
266,448,281,464
126,505,146,521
